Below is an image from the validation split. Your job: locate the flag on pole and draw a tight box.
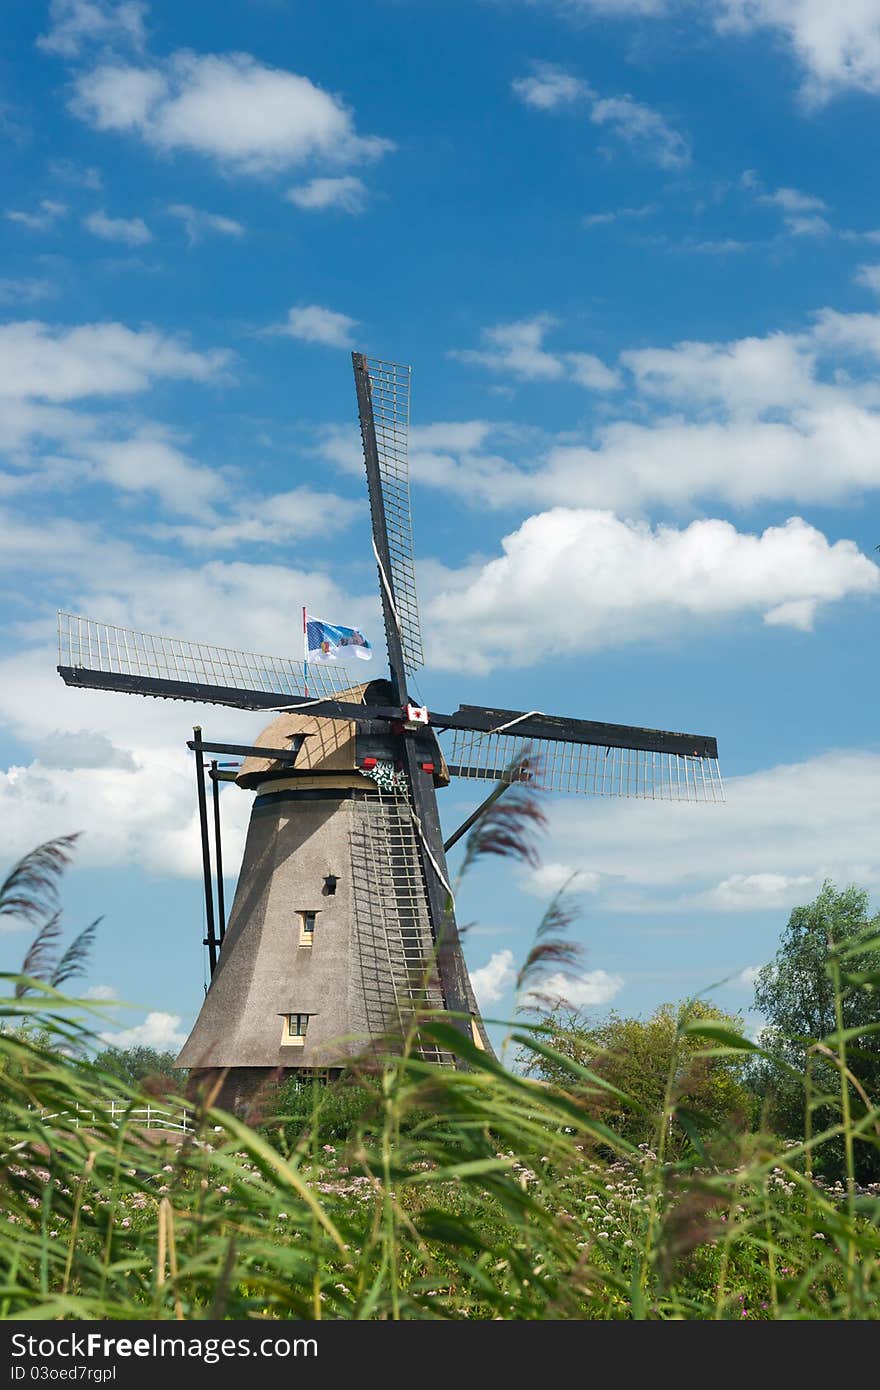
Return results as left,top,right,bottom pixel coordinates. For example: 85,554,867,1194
305,615,373,664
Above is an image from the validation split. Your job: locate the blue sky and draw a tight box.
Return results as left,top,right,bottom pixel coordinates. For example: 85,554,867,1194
3,0,880,1052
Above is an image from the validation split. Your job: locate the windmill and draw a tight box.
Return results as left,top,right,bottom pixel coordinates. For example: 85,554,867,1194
57,354,723,1111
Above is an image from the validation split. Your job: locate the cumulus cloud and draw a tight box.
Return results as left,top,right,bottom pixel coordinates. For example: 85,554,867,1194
512,64,590,109
744,174,833,235
451,315,620,389
83,983,117,1000
527,3,880,104
734,965,762,988
440,305,880,514
84,209,152,245
38,0,147,57
6,200,68,233
524,863,601,897
511,63,689,167
149,486,361,547
706,872,823,911
425,512,878,671
0,279,56,304
0,516,381,876
589,93,691,168
524,969,624,1010
855,263,880,293
715,0,880,103
274,304,359,348
534,748,880,916
0,320,229,404
166,204,244,244
101,1010,186,1050
71,51,392,174
470,949,517,1005
286,176,368,213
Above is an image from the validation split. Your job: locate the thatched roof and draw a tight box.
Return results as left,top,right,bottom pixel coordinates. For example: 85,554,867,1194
235,677,450,789
236,682,369,788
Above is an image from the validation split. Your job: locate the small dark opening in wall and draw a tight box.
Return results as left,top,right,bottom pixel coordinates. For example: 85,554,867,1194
323,874,338,896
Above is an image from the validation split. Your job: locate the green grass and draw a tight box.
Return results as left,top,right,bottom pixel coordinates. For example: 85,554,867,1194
0,984,878,1320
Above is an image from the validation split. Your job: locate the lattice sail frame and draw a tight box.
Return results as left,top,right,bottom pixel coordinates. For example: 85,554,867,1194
364,357,424,675
57,612,355,702
443,728,724,803
349,786,449,1064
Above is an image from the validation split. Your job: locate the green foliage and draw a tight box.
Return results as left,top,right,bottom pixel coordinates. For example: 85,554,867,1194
747,882,880,1183
521,1000,751,1155
267,1075,380,1145
2,845,879,1319
89,1045,181,1088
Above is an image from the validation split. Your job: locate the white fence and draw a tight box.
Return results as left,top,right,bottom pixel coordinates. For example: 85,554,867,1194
30,1102,194,1133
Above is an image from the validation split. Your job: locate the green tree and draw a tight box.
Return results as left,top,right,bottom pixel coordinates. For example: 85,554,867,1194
91,1045,181,1090
749,881,880,1182
521,1000,750,1154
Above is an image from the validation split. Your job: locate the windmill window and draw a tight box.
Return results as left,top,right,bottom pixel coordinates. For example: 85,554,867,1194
284,1013,310,1044
298,911,318,946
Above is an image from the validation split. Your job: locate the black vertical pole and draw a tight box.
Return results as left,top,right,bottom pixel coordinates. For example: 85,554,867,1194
210,759,226,944
193,726,218,975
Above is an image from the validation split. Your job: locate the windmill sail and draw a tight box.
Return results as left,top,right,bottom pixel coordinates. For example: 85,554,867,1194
444,728,723,802
57,611,355,708
440,704,723,802
358,356,423,675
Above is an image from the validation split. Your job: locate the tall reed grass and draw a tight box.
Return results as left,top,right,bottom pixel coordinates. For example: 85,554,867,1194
0,830,878,1320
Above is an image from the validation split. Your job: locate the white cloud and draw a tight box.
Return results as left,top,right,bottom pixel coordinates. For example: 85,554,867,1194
0,517,382,877
524,969,624,1009
48,159,103,191
734,965,762,988
77,434,223,513
83,983,117,1000
286,176,368,213
0,320,229,404
537,748,880,916
445,305,880,514
38,0,147,58
855,263,880,293
525,863,601,897
522,3,880,104
567,352,623,391
583,203,656,228
6,200,68,232
426,511,877,671
149,486,361,547
512,64,590,110
511,63,689,168
715,0,880,102
589,93,691,168
755,184,826,214
470,949,516,1005
0,278,56,304
167,203,244,244
746,178,832,235
101,1010,186,1050
708,872,822,910
71,52,392,174
274,304,359,349
452,315,620,389
84,209,152,245
35,730,136,771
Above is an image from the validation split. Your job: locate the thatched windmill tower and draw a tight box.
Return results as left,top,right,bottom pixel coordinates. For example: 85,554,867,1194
58,355,723,1111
